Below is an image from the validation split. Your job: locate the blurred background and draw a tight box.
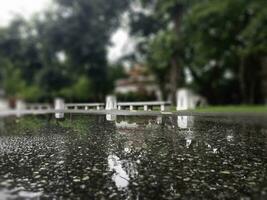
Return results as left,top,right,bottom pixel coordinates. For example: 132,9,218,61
0,0,266,106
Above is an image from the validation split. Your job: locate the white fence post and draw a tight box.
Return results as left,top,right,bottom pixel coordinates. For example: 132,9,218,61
55,98,65,119
16,100,26,111
160,104,165,111
144,105,148,111
0,98,9,111
105,95,117,110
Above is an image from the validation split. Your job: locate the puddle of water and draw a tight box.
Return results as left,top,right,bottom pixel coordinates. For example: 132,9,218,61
0,114,266,199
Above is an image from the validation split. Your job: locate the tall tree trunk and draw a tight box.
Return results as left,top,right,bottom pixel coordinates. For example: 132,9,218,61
170,58,179,104
261,56,267,104
239,56,247,103
249,79,255,104
169,5,183,105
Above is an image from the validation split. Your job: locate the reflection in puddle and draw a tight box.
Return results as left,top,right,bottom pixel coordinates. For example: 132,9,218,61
226,130,234,142
177,116,195,148
156,116,162,125
0,189,14,200
106,114,117,121
0,188,42,200
115,121,138,128
108,155,129,189
185,130,194,148
0,115,266,199
177,116,194,129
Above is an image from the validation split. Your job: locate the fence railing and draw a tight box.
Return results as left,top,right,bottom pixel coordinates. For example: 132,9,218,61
10,98,172,113
65,103,105,110
26,103,53,110
117,101,171,111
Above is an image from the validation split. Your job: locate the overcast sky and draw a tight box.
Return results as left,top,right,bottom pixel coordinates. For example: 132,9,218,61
0,0,52,26
0,0,132,63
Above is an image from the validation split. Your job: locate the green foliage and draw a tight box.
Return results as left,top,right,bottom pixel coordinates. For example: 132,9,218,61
60,76,92,101
182,0,267,104
18,85,43,102
0,0,265,104
130,0,194,101
36,67,70,100
193,105,267,114
3,68,26,96
106,65,127,92
241,2,267,55
116,92,157,102
129,0,267,104
146,30,181,92
0,0,130,101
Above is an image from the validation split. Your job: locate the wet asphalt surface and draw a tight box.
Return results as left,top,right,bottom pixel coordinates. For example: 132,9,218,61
0,114,266,200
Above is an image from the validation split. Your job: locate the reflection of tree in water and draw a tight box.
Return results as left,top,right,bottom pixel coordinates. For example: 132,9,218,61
110,116,187,199
109,115,267,199
0,115,126,199
53,114,127,199
0,116,70,198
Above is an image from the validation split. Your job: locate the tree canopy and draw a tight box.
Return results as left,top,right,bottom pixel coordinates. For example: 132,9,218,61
182,0,267,104
0,0,129,102
0,0,266,105
129,0,267,104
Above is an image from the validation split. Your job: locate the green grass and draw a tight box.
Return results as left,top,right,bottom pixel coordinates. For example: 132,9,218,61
133,105,267,114
190,105,267,113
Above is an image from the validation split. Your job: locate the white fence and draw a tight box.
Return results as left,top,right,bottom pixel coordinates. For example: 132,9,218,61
65,103,105,110
19,101,171,112
117,101,171,111
64,102,170,111
2,97,171,115
26,103,53,110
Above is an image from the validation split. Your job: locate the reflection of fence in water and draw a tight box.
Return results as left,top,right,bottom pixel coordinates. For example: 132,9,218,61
177,116,194,129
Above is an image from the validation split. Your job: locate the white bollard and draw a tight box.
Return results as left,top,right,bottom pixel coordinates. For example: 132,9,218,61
176,89,197,111
0,98,9,111
144,105,148,111
15,99,26,117
105,95,117,110
16,100,26,111
54,98,65,119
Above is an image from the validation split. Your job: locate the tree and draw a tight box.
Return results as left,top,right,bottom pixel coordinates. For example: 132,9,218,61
146,30,182,99
129,0,197,103
182,0,267,104
0,18,44,100
36,0,130,100
0,0,130,101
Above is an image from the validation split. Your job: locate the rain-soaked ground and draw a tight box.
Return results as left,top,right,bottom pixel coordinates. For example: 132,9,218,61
0,114,266,200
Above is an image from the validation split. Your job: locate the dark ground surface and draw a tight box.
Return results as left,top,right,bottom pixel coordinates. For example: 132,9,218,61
0,114,266,199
